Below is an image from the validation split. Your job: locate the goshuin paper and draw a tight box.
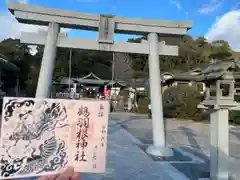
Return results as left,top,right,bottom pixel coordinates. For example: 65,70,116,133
0,97,109,179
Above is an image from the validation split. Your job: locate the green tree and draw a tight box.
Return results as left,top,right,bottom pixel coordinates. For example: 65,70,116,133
0,35,235,97
210,40,232,61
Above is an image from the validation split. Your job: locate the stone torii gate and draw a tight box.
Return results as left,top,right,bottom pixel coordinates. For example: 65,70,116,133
8,2,193,157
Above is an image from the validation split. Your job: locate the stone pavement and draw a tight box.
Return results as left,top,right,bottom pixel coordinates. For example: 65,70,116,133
110,112,240,180
14,113,239,180
81,120,193,180
17,119,204,180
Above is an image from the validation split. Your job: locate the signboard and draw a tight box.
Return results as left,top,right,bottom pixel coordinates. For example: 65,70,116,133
98,15,115,44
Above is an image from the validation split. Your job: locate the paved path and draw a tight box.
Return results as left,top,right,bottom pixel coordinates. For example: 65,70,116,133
110,112,240,179
17,119,194,180
14,112,239,180
81,120,192,180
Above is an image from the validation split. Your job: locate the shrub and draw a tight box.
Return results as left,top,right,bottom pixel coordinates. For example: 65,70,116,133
138,97,148,114
229,111,240,125
229,95,240,125
162,85,205,121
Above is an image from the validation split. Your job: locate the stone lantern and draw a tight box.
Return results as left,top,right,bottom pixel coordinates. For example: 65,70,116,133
202,71,238,109
199,71,238,180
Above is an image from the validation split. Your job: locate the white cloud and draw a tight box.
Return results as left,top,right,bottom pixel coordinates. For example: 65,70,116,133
1,0,72,55
0,7,70,55
0,11,48,41
198,0,224,14
0,10,48,55
170,0,181,10
18,0,29,4
205,10,240,51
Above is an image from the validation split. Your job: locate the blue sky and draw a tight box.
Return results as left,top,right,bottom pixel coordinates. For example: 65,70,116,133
1,0,240,49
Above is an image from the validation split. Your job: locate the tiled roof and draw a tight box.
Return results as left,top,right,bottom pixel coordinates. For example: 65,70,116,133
172,60,240,81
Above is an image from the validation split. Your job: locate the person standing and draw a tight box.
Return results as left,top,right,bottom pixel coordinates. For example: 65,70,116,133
111,91,118,112
104,86,108,99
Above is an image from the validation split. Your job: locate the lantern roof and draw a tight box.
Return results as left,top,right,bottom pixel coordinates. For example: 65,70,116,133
172,60,240,82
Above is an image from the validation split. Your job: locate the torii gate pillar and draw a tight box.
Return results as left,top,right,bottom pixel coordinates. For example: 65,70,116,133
146,32,170,156
35,22,60,98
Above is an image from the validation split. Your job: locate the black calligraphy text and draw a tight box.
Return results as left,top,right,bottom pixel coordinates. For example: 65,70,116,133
75,106,90,162
98,104,104,118
92,145,98,168
100,125,106,147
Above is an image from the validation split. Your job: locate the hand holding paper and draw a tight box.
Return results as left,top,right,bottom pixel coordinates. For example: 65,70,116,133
37,166,80,180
